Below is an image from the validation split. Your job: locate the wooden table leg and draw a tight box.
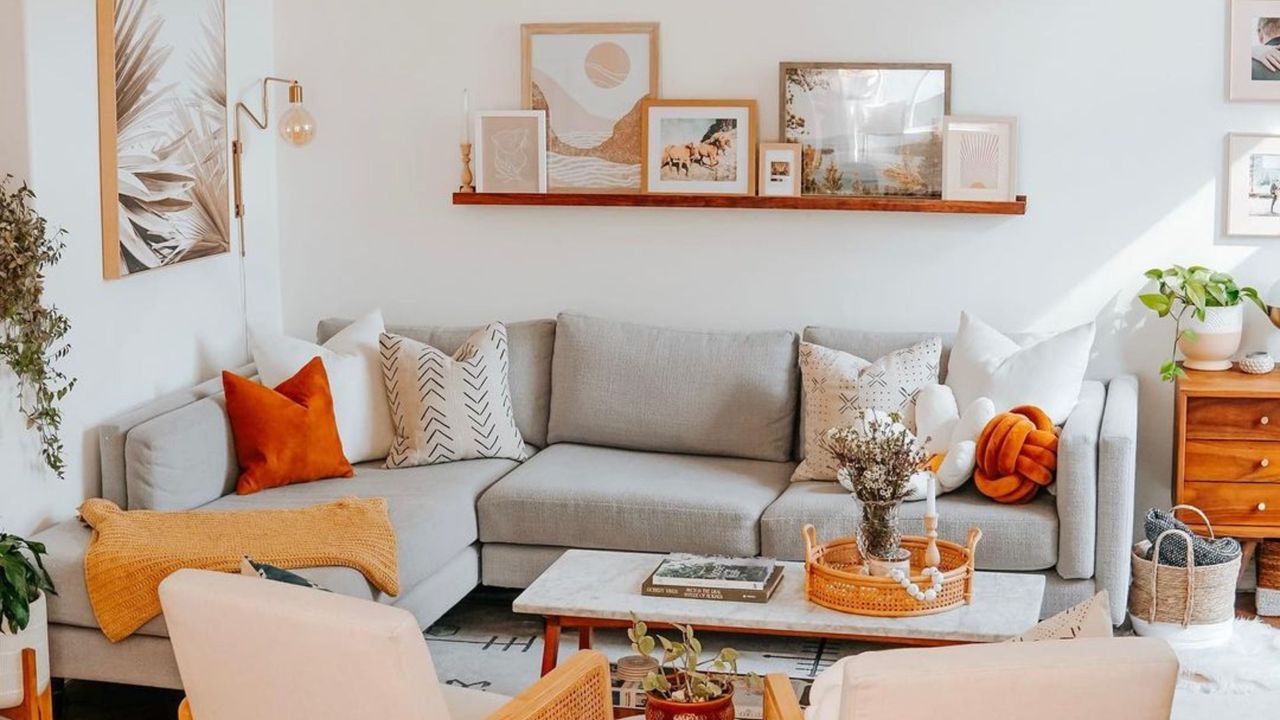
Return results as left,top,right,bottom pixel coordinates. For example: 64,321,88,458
578,626,593,650
540,616,562,677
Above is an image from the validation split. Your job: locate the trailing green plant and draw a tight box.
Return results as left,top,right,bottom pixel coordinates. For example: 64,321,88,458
1139,265,1266,382
0,176,75,477
0,533,56,634
629,615,754,703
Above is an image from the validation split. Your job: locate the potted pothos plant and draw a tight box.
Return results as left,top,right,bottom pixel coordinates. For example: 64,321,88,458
1139,265,1266,381
0,534,56,709
629,617,750,720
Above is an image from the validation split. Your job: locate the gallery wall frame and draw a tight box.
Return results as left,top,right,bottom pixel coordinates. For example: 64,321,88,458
640,99,758,196
473,110,549,194
1226,132,1280,236
941,116,1017,203
97,0,232,280
1229,0,1280,101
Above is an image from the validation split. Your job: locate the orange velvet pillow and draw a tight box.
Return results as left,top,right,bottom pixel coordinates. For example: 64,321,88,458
223,357,354,495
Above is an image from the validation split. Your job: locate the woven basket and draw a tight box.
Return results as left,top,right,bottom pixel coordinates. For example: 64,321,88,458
1128,505,1238,628
802,524,982,617
1259,541,1280,617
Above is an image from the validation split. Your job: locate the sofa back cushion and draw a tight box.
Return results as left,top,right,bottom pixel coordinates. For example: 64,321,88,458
547,314,798,462
319,318,556,448
803,328,956,383
126,394,239,511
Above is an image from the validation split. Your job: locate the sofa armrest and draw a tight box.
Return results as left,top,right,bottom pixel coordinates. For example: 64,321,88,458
99,364,251,508
764,674,804,720
1055,381,1105,579
1096,375,1139,625
487,651,613,720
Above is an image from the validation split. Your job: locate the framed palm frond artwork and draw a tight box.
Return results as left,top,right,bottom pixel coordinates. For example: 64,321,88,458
96,0,230,280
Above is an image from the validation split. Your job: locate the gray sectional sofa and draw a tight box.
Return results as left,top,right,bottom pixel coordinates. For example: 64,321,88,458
33,313,1139,689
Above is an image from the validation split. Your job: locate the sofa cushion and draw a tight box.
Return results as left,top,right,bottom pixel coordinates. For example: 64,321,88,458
319,318,555,448
126,394,239,512
760,481,1058,571
478,444,794,556
547,314,798,462
39,457,521,639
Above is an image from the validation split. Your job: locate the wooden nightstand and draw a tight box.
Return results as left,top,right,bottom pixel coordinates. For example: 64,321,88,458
1174,367,1280,551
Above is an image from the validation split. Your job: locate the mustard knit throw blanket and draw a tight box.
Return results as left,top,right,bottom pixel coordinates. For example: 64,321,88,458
80,497,400,642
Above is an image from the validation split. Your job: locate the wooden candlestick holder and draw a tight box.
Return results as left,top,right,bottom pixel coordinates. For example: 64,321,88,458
459,143,475,193
923,514,941,568
0,649,52,720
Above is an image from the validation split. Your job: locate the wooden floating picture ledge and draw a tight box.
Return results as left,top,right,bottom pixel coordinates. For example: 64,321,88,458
452,192,1028,215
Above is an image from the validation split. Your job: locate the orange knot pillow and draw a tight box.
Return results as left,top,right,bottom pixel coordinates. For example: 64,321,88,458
974,406,1059,504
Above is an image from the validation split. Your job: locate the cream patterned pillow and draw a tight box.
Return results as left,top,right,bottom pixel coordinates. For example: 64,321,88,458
793,338,942,482
381,323,527,468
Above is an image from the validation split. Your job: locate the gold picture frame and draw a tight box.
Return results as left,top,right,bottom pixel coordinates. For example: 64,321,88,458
758,142,803,197
521,22,659,193
640,99,758,196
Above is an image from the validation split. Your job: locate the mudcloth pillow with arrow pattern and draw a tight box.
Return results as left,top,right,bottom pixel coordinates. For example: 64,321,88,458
380,323,527,468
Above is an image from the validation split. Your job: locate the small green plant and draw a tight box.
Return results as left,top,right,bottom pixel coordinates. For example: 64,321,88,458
0,176,75,477
629,615,753,703
0,533,56,634
1139,265,1266,382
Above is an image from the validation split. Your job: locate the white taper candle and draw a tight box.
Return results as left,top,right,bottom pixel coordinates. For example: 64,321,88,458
926,474,937,517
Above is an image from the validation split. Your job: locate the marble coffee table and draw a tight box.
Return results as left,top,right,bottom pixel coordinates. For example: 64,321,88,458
514,549,1046,675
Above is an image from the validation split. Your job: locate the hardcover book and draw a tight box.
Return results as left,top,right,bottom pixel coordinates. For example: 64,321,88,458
642,564,784,603
649,554,778,590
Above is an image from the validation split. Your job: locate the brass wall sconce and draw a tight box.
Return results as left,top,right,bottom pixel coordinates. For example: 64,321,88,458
233,76,316,253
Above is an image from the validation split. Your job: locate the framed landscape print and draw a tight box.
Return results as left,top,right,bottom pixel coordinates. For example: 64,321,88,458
1227,133,1280,236
758,143,802,197
96,0,230,280
781,62,950,197
941,117,1017,202
474,111,548,193
1230,1,1280,100
522,22,659,193
641,99,758,196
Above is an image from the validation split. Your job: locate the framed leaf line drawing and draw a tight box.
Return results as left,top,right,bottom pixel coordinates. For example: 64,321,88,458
97,0,231,280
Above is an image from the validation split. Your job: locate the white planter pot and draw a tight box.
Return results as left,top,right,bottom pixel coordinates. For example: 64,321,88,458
1179,304,1244,371
0,593,49,710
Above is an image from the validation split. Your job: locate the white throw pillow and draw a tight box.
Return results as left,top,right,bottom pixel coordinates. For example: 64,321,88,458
793,338,942,482
381,323,527,468
915,384,997,494
251,309,393,464
945,312,1095,426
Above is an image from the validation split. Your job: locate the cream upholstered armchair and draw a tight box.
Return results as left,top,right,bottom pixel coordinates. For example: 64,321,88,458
159,569,616,720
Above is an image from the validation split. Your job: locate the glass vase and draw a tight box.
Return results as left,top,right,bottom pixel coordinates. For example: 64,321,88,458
855,497,907,564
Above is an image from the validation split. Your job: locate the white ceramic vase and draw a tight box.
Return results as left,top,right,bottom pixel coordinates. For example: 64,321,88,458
1179,304,1244,372
0,593,50,710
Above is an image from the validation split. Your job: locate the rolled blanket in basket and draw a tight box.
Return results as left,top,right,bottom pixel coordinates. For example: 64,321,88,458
1143,508,1240,567
80,497,399,642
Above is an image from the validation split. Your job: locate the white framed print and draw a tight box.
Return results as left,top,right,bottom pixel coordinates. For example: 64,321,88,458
640,99,757,196
1227,133,1280,236
1230,1,1280,100
941,116,1017,202
758,143,802,197
473,111,547,193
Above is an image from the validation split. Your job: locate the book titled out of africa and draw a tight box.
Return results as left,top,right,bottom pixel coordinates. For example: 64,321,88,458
641,553,784,603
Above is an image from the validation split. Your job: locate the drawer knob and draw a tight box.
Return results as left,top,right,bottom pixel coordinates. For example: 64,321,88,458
1263,459,1272,469
1260,503,1269,512
1263,416,1271,426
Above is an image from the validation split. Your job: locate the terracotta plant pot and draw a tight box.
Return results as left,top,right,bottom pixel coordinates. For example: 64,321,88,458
644,677,735,720
1179,304,1243,371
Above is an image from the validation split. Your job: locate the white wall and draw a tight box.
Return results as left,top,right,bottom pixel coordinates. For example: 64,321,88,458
0,0,282,536
272,0,1280,532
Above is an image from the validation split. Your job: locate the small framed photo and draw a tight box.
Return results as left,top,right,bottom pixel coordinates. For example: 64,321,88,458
941,116,1017,202
1227,133,1280,236
473,110,547,193
758,143,802,197
1230,1,1280,100
641,99,758,195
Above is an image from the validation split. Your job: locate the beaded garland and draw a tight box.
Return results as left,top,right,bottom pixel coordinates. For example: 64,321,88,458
889,566,943,602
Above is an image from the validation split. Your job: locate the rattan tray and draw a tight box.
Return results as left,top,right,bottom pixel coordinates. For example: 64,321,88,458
802,524,983,617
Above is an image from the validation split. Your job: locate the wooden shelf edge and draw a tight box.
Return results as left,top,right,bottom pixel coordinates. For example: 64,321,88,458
453,192,1028,215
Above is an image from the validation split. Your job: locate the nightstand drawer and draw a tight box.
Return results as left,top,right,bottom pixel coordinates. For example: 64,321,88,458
1185,440,1280,482
1186,397,1280,441
1181,482,1280,527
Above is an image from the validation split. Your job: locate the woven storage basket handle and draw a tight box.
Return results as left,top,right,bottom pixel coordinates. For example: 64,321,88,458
1172,504,1216,539
1149,528,1196,627
802,524,818,595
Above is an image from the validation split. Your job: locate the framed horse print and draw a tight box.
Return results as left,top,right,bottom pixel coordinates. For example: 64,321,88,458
640,99,758,196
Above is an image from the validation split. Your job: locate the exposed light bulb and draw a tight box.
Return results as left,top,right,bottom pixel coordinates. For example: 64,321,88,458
278,83,315,146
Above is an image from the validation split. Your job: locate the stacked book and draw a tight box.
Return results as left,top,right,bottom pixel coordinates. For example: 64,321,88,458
641,554,784,603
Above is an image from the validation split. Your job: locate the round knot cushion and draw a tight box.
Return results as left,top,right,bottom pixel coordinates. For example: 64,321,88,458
974,405,1059,504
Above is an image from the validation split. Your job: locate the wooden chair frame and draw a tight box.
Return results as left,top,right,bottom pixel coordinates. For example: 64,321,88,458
0,649,53,720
